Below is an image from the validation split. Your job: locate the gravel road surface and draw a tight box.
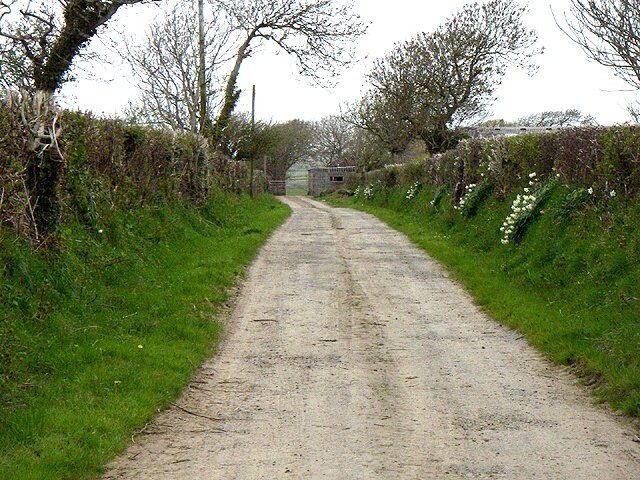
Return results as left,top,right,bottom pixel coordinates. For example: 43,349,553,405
104,196,640,479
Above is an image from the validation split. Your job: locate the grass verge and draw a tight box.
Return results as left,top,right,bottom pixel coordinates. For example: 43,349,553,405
326,186,640,419
0,192,290,479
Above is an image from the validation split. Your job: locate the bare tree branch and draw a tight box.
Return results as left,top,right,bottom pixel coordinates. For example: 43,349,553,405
0,0,154,92
122,1,234,132
310,115,355,167
557,0,640,89
212,0,367,151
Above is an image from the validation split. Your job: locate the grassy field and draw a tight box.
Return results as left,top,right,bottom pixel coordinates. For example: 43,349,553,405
0,192,290,479
327,186,640,419
286,166,308,196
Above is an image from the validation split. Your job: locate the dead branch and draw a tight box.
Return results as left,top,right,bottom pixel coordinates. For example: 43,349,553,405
169,401,225,422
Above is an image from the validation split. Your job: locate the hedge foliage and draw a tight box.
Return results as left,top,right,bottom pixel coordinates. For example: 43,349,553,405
360,126,640,201
0,106,253,240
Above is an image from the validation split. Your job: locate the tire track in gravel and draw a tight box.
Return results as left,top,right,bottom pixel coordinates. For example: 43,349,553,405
104,196,640,479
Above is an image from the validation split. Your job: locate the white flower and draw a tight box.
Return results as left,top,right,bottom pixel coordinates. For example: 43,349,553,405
610,190,616,197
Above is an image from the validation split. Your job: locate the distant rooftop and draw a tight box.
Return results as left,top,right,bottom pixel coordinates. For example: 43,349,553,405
465,126,559,138
308,166,357,172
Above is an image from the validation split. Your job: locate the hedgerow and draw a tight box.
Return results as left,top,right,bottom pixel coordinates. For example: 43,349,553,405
353,126,640,203
347,125,640,247
0,104,254,243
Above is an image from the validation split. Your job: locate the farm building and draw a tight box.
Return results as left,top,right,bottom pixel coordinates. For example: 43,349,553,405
465,126,558,138
308,166,357,196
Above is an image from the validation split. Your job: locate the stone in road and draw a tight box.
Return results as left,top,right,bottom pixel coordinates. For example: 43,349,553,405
104,197,640,479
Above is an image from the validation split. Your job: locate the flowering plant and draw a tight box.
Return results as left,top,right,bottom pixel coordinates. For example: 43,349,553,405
363,181,381,200
405,182,421,200
455,180,493,218
430,184,449,207
501,172,557,244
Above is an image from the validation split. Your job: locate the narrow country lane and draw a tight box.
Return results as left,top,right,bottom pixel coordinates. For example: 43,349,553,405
104,196,640,479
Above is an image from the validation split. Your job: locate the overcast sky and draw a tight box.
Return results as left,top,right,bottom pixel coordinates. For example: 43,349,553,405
61,0,638,126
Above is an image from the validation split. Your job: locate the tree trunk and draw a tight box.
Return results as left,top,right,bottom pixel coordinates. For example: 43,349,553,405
213,33,255,153
26,148,65,240
26,5,123,239
198,0,208,135
34,5,119,92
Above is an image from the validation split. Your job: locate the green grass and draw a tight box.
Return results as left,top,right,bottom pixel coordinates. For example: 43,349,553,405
286,167,308,196
326,186,640,418
0,191,290,479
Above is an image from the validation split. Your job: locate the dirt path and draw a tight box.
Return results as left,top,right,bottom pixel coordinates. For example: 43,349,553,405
104,197,640,479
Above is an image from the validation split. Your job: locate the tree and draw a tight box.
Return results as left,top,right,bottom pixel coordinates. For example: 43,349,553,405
516,109,597,127
211,0,367,150
0,0,148,238
223,112,271,161
265,120,314,180
346,82,416,158
197,0,207,134
473,118,509,128
349,127,393,172
232,119,312,180
223,116,314,179
362,0,540,154
311,115,355,166
123,1,234,132
0,0,148,93
558,1,640,89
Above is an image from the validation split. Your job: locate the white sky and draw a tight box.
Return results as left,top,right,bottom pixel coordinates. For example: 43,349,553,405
61,0,638,126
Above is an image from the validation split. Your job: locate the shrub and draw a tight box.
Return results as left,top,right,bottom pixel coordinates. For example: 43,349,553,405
401,158,428,185
599,126,640,197
362,125,640,203
1,104,250,243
